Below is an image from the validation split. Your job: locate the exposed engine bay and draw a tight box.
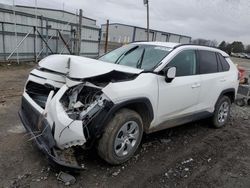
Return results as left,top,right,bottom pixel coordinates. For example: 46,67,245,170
60,83,108,128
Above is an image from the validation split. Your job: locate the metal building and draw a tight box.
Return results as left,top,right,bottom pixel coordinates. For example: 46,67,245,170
101,23,191,44
0,3,100,62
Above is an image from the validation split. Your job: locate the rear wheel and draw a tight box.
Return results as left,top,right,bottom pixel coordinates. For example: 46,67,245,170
97,108,143,165
212,96,231,128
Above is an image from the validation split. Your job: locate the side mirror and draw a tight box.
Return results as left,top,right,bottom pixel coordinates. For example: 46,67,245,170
164,67,176,82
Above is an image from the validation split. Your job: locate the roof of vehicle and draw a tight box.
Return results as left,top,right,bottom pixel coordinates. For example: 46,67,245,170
132,42,229,57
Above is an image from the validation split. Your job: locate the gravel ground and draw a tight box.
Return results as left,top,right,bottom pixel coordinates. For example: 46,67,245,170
0,57,250,188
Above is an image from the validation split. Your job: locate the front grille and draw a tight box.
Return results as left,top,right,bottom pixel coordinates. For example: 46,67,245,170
26,81,58,108
20,96,56,148
26,81,51,96
22,96,41,132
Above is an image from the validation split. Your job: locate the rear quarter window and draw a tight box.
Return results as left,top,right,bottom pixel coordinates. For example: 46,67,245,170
218,53,230,71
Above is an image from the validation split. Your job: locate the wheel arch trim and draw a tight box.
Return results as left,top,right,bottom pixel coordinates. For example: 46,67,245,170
90,97,154,139
217,88,236,104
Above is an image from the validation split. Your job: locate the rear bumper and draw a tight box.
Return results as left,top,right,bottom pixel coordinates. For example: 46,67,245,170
19,96,83,171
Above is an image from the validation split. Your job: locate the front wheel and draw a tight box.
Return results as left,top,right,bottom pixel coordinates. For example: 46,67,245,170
97,108,143,165
212,96,231,128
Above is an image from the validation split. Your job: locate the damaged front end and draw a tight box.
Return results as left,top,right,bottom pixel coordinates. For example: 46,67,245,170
19,55,140,170
20,79,115,170
55,82,113,149
20,80,113,170
19,82,112,169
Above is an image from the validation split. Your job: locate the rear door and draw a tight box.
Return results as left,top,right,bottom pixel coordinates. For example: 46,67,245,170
196,50,229,113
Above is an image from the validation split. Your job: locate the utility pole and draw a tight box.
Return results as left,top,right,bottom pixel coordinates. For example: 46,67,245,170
13,0,19,63
104,19,109,53
144,0,149,41
35,0,37,60
77,9,82,55
45,18,49,56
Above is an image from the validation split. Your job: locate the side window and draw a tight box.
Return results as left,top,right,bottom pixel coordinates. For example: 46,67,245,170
167,50,197,77
216,53,223,72
218,53,230,71
199,50,218,74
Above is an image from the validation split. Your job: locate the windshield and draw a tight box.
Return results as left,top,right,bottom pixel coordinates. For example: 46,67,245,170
99,44,172,71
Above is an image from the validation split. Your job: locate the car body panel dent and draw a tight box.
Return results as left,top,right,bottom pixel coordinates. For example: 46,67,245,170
39,54,142,79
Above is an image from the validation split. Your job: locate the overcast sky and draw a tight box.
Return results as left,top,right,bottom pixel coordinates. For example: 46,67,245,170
1,0,250,44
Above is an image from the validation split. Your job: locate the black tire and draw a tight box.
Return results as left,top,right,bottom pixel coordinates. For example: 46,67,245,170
247,99,250,106
236,99,246,107
212,96,231,128
97,108,143,165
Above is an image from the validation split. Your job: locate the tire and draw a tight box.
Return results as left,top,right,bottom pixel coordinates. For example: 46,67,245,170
248,99,250,106
97,108,143,165
236,98,246,107
212,96,231,128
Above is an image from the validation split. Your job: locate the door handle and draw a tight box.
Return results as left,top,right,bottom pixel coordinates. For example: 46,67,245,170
191,83,201,88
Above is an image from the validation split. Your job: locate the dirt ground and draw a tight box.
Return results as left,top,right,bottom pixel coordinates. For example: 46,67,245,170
0,58,250,188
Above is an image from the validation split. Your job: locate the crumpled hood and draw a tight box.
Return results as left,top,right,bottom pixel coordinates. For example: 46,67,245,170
39,55,143,79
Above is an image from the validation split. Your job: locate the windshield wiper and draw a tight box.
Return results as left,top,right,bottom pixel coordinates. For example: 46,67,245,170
115,46,139,64
136,48,145,68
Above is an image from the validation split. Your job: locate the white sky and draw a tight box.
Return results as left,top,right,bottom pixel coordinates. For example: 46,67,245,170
1,0,250,44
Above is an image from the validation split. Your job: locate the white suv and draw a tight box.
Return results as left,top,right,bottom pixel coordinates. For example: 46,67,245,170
19,42,239,169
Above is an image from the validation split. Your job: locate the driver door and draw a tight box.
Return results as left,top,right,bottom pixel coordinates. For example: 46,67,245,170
156,49,201,126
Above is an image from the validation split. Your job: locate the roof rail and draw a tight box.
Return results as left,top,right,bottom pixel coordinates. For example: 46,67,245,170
173,43,219,50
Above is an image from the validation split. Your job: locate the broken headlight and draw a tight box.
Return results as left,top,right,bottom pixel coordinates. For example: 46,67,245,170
60,83,107,123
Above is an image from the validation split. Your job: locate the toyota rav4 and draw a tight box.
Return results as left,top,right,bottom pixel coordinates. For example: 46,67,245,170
19,42,239,169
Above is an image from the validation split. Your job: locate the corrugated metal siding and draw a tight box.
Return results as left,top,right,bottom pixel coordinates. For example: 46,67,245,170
81,42,99,54
82,28,99,41
180,37,191,44
0,4,100,61
168,34,180,43
0,36,3,58
134,28,153,41
155,32,168,42
101,24,191,45
101,24,134,43
155,32,163,41
14,6,97,27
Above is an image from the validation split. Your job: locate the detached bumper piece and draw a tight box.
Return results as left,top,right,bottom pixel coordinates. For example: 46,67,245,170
19,96,83,171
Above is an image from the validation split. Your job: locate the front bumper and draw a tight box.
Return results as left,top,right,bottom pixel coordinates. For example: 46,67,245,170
19,96,83,170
